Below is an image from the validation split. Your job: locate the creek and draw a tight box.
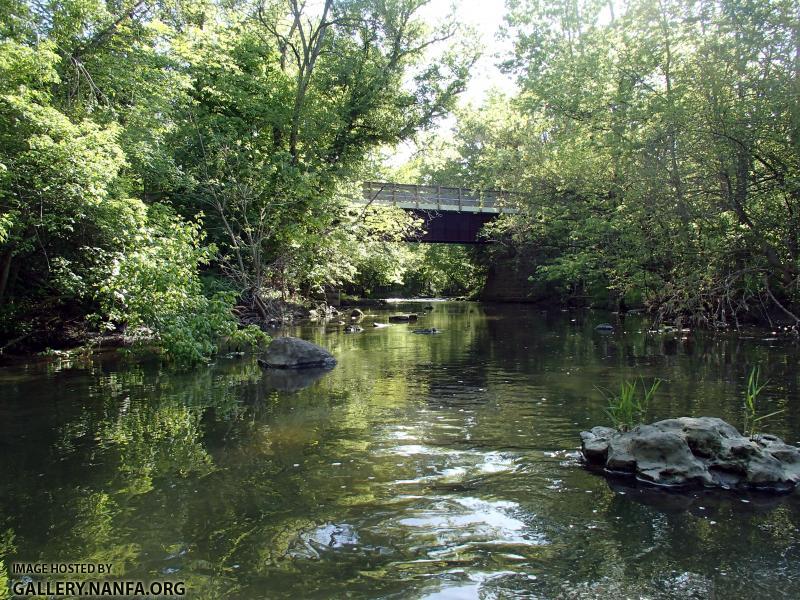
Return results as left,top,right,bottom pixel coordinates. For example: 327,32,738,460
1,301,799,598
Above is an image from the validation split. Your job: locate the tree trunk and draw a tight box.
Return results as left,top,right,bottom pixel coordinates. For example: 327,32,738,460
0,250,12,306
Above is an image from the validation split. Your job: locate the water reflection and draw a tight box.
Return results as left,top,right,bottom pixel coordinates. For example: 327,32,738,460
1,303,799,598
258,365,334,392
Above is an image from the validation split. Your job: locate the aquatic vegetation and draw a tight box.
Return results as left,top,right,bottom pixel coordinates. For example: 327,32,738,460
601,378,662,432
742,366,783,438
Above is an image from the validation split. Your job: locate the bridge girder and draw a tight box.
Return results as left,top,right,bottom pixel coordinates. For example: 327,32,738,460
359,181,516,243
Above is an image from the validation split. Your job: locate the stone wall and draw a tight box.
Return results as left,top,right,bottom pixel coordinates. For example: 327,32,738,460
479,248,559,303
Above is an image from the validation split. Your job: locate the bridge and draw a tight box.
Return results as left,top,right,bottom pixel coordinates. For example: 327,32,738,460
360,182,517,243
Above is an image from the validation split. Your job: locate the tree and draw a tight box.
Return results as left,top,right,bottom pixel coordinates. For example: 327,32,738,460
0,2,263,360
0,0,477,355
163,0,477,314
421,0,800,322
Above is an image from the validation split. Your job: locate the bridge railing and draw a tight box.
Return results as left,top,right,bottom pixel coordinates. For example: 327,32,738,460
361,182,516,214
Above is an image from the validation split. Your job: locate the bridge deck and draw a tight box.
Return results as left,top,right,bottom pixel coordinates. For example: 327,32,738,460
361,182,516,214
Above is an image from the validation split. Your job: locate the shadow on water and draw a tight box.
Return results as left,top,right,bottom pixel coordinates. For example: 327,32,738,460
0,302,799,598
600,473,798,513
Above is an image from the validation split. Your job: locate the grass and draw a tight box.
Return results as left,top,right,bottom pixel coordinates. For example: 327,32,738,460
601,378,662,432
742,366,783,438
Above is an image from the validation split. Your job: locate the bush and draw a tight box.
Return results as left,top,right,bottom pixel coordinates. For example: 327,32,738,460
96,205,268,365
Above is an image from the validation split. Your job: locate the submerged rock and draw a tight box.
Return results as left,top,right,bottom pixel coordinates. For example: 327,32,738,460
258,336,336,369
412,328,440,334
372,322,390,328
350,308,364,319
580,417,800,491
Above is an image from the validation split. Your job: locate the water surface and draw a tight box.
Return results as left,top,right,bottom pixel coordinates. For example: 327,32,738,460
2,302,800,598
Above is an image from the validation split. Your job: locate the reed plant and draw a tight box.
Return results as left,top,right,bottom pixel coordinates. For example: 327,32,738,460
742,366,783,438
601,378,662,432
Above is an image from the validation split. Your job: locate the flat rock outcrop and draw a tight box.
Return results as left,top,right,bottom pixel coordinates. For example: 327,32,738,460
258,337,336,369
580,417,800,491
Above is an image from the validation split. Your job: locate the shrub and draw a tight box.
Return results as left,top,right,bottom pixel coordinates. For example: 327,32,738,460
96,205,267,365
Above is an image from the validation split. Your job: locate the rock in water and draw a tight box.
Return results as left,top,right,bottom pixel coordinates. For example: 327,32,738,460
580,417,800,491
388,313,418,323
259,337,336,369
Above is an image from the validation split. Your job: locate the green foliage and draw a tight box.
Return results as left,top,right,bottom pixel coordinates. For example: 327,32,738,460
228,324,270,351
401,244,487,298
0,0,464,358
0,37,137,301
161,0,476,302
0,527,14,600
415,0,800,321
339,204,423,295
96,206,268,365
742,366,783,437
96,206,212,328
602,378,662,432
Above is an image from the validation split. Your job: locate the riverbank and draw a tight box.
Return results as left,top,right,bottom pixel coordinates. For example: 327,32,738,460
2,295,797,365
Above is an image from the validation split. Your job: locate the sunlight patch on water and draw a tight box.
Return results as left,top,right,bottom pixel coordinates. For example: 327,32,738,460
385,449,518,487
289,523,360,559
385,495,546,552
414,570,538,600
385,426,421,441
388,444,460,457
476,452,515,474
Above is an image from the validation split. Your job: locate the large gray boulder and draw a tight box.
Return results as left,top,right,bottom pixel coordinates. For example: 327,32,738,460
258,337,336,369
580,417,800,491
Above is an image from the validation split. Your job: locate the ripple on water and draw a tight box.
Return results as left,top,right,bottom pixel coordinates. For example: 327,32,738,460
416,571,539,600
381,447,518,486
289,522,360,559
373,495,546,557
